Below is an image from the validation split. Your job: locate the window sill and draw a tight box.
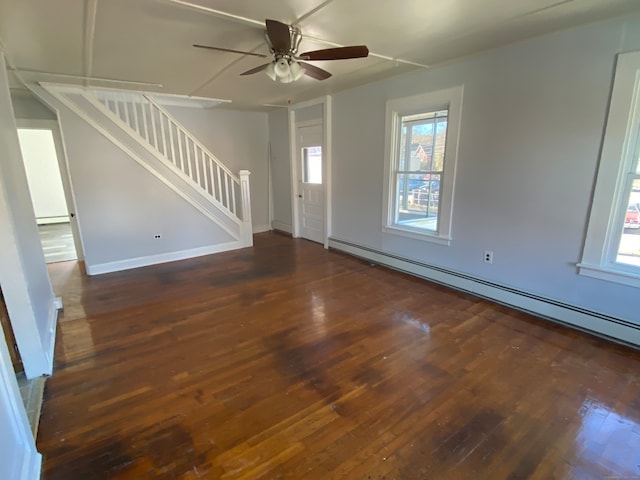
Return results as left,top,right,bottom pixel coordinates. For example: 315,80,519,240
382,225,452,246
577,262,640,289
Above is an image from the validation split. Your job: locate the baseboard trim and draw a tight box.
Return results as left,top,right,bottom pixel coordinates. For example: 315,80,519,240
271,221,292,234
328,237,640,348
86,241,244,276
36,216,69,225
252,224,271,234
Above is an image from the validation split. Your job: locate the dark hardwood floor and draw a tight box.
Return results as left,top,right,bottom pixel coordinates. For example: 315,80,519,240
39,232,640,479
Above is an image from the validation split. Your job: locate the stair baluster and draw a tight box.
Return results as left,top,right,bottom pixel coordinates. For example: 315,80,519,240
88,89,243,220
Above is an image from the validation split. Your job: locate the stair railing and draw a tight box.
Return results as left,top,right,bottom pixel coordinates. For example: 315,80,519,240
86,89,244,223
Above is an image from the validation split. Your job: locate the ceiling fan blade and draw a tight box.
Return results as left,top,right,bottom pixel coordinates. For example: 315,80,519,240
193,44,267,58
299,62,332,81
299,45,369,61
240,63,272,76
265,19,291,52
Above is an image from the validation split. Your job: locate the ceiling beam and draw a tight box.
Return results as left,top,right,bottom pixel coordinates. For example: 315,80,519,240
83,0,99,85
165,0,264,27
7,68,163,88
296,0,337,24
514,0,577,19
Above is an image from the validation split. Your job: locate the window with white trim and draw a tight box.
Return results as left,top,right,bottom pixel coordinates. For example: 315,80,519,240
579,51,640,288
383,86,463,245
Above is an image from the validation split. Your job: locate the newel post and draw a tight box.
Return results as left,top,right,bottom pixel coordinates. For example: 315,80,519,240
239,170,253,247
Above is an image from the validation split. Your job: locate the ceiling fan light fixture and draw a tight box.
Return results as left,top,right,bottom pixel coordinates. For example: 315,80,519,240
279,73,295,83
274,58,290,78
198,19,365,84
290,61,304,81
265,62,277,81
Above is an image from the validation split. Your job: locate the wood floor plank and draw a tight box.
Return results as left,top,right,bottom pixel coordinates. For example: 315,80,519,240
38,232,640,479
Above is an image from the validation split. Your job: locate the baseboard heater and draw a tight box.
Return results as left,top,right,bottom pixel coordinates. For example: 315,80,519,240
328,237,640,349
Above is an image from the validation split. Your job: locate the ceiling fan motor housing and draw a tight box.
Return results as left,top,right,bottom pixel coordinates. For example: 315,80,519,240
265,24,302,57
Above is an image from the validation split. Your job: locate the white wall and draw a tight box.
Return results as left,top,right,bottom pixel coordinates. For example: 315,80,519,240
11,90,56,121
271,15,640,326
294,104,323,124
268,109,291,231
0,55,56,378
18,129,68,219
166,106,271,232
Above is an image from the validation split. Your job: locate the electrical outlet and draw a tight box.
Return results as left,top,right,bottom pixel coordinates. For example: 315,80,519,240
154,234,162,239
484,250,493,264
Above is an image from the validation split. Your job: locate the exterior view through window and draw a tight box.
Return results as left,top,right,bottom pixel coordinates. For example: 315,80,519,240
303,146,322,184
393,110,447,232
618,178,640,267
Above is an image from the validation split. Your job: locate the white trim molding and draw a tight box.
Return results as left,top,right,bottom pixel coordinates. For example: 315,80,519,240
86,241,244,276
579,50,640,288
16,103,87,262
43,298,61,374
329,237,640,348
271,220,292,234
288,96,332,248
239,170,253,247
382,86,463,246
324,96,333,249
252,224,271,234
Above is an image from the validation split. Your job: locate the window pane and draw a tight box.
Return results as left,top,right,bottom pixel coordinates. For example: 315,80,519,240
393,109,448,233
395,173,440,232
303,146,322,184
618,181,640,266
398,111,447,174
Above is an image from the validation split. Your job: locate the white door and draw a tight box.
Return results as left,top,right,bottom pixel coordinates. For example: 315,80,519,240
297,123,324,244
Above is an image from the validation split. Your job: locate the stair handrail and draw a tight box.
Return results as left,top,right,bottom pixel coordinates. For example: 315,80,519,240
140,94,239,184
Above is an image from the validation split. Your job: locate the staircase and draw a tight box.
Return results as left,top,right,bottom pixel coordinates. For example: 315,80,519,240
38,84,253,251
90,90,242,221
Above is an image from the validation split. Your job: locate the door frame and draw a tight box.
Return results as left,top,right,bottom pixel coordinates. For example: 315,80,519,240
16,118,85,261
295,121,324,244
288,96,332,248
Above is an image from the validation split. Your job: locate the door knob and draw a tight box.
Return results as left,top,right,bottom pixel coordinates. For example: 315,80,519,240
298,194,302,198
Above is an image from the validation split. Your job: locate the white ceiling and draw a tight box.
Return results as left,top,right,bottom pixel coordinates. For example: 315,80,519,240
1,0,640,110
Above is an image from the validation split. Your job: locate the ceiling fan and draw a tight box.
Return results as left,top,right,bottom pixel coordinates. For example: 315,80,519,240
194,19,369,83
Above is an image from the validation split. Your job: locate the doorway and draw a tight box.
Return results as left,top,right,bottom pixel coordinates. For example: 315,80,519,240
16,127,79,263
296,122,324,244
0,289,22,373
